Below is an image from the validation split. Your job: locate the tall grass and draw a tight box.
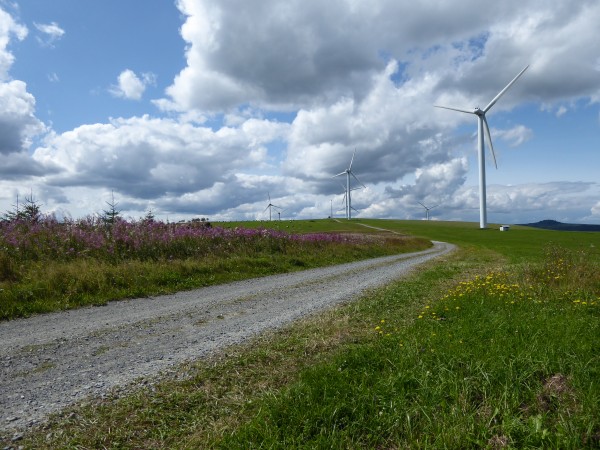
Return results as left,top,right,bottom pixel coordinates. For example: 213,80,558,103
0,217,428,320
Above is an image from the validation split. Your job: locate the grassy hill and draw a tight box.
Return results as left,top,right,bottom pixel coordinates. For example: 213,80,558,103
519,219,600,232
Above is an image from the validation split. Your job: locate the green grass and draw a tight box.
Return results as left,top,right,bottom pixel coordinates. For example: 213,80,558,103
5,219,600,449
358,219,600,263
216,218,371,234
220,253,599,448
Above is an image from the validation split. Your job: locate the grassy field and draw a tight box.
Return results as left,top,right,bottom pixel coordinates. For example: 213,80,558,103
5,219,600,449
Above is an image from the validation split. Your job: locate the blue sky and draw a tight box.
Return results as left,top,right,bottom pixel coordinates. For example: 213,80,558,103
1,0,599,224
9,1,184,132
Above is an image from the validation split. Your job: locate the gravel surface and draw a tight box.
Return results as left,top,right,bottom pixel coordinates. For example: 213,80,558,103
0,241,454,435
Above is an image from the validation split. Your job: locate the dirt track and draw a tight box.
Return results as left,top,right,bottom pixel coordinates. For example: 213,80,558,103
0,241,454,435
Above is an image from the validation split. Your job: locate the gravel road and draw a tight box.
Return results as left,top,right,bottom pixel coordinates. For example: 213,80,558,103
0,241,454,435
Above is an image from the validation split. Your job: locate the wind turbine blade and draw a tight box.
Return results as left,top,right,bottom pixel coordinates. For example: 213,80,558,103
430,205,439,210
483,65,529,113
482,115,498,169
263,205,270,213
351,206,359,213
350,171,366,188
417,201,426,209
333,171,346,178
268,192,271,202
434,105,474,114
349,148,356,170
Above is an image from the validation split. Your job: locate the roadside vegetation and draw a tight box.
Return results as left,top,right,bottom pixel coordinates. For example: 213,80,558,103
3,219,599,448
0,216,428,320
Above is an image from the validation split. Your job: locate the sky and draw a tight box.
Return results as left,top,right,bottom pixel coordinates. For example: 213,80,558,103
1,0,599,224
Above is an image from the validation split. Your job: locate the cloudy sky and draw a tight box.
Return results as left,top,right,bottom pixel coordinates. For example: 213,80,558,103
1,0,599,224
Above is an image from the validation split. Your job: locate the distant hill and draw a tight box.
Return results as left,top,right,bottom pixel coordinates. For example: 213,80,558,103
519,219,600,232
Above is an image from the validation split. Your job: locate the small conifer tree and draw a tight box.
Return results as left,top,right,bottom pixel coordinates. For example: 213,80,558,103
4,192,43,223
101,191,121,226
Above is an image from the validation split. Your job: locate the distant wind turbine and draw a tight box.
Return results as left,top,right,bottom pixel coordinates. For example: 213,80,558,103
276,207,286,221
333,149,366,220
335,182,361,218
418,202,438,221
435,65,529,229
263,193,282,221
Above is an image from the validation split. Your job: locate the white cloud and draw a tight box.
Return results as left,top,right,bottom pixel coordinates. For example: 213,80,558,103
110,69,156,100
0,80,45,153
31,115,290,218
0,7,27,79
151,0,600,221
493,125,533,148
0,7,46,182
406,181,600,224
163,0,600,115
33,21,65,46
484,182,599,223
2,1,600,224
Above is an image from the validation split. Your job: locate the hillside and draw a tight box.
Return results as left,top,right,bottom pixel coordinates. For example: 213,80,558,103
519,219,600,232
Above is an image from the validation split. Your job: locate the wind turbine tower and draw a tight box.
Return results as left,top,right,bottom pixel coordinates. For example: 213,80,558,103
435,65,528,229
333,149,366,220
263,193,282,221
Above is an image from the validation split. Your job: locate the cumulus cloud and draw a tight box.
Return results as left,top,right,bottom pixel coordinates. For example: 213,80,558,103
284,61,451,191
143,0,600,221
378,158,468,218
493,125,533,148
395,181,600,224
0,9,45,155
33,21,65,47
0,151,58,179
0,80,46,154
0,7,27,79
483,182,599,223
31,115,290,217
110,69,156,100
163,0,600,114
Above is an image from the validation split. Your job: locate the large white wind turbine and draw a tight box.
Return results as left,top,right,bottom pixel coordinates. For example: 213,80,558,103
435,65,529,229
333,149,366,220
418,202,438,221
263,193,282,221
